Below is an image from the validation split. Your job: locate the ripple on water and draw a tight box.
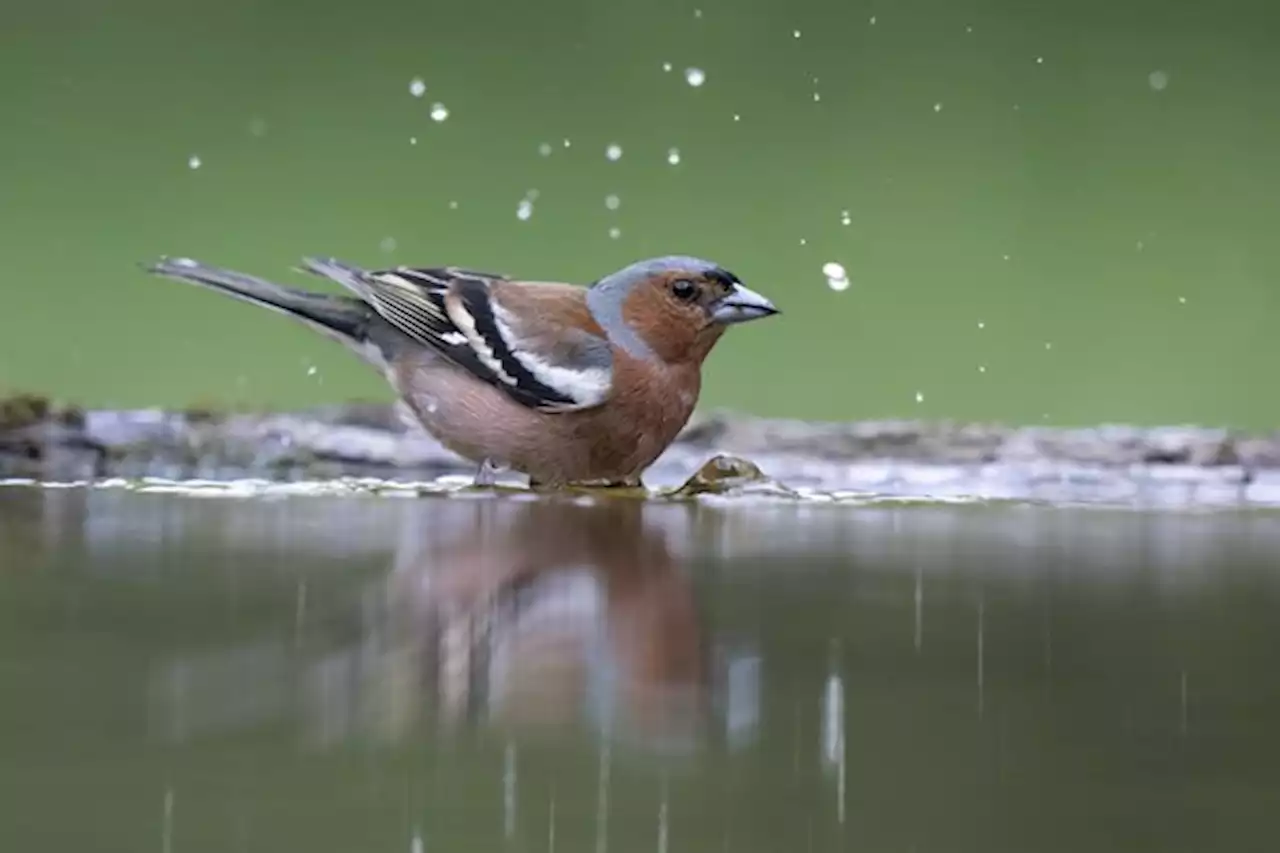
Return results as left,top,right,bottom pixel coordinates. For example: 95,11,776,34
0,475,1172,511
0,471,1018,504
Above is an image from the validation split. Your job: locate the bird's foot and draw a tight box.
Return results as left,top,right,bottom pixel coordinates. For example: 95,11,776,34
607,477,645,490
526,476,649,498
473,458,508,487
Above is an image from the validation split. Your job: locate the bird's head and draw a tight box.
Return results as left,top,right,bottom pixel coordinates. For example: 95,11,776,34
586,256,778,364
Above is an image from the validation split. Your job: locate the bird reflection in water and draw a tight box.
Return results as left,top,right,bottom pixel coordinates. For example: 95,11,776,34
149,497,718,755
385,497,708,751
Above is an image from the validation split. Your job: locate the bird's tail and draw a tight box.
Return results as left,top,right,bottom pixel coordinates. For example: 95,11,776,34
146,256,388,370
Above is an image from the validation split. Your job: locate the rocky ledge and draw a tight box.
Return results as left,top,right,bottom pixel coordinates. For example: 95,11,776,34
2,394,1279,507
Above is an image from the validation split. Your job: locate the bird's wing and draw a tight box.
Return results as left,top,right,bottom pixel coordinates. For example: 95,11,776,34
301,259,613,412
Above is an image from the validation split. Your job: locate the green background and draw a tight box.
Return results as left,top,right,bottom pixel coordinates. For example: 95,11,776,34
3,0,1277,427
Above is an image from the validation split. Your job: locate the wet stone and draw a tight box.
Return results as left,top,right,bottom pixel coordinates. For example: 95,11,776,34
2,398,1279,507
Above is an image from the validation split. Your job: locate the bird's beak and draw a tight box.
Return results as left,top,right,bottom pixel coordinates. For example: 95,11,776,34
710,283,779,325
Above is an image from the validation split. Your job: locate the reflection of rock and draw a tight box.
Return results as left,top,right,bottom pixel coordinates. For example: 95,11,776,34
5,397,1280,505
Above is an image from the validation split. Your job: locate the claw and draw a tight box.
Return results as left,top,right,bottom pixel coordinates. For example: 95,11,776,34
473,458,506,487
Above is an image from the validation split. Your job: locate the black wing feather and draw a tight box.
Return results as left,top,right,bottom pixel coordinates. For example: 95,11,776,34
300,258,591,411
450,278,578,408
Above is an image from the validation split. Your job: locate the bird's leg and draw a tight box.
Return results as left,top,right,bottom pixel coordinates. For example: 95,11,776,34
473,457,504,487
609,477,645,490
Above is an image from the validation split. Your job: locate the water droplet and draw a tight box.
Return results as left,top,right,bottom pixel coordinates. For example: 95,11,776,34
409,78,427,98
977,320,985,329
409,136,418,145
933,102,943,112
379,236,397,253
563,139,572,148
694,8,702,18
1013,103,1021,111
429,102,449,122
869,15,876,24
248,117,267,137
448,200,458,210
685,67,706,87
813,92,821,102
187,155,202,170
605,143,623,161
1035,56,1044,64
978,365,987,373
822,262,850,291
516,198,534,221
604,194,621,211
1178,296,1187,304
799,238,807,246
525,188,540,202
666,147,681,165
608,227,621,240
1148,70,1169,91
1001,254,1011,261
793,29,802,38
538,142,553,156
965,25,973,33
915,391,924,403
732,113,741,122
306,365,318,377
662,62,673,72
425,397,439,415
1044,342,1053,350
840,210,852,226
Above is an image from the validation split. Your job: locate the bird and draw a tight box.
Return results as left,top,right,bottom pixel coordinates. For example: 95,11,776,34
145,254,779,487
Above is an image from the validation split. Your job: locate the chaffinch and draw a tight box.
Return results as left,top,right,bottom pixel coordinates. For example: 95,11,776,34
147,253,778,487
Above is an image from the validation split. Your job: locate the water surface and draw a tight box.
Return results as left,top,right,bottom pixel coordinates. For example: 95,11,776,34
2,487,1279,851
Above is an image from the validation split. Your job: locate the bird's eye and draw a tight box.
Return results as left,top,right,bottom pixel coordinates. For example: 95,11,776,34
670,279,698,301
